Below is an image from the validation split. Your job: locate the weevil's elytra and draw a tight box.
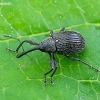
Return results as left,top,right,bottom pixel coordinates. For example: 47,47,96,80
4,27,100,85
51,30,85,54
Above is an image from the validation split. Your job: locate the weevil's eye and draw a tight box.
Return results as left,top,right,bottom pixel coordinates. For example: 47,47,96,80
39,41,49,52
39,42,44,51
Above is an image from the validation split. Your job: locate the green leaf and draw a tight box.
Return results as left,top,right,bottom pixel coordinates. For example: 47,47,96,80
0,0,100,100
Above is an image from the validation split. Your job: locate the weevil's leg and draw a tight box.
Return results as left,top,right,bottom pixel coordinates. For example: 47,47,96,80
44,53,57,85
3,34,33,61
6,48,16,52
4,34,39,52
3,34,24,52
50,30,54,37
44,68,53,86
3,34,20,42
49,53,58,85
60,27,65,32
44,53,54,85
16,40,39,52
50,67,57,85
16,47,39,58
66,55,100,72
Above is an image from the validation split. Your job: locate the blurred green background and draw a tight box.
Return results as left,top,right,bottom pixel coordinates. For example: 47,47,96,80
0,0,100,100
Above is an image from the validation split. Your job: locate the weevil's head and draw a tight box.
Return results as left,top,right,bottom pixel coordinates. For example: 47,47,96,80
16,37,56,58
39,37,56,53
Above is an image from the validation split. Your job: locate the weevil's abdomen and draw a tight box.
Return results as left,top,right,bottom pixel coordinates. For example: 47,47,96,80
53,31,85,55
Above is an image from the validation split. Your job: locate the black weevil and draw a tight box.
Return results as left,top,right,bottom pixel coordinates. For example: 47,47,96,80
4,27,100,85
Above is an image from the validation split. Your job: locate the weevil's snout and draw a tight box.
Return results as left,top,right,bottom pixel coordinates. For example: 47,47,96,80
39,37,56,53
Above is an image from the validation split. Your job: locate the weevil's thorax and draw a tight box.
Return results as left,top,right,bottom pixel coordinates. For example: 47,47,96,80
39,37,56,53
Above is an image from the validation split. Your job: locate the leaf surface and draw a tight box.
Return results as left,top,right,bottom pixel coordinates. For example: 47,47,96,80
0,0,100,100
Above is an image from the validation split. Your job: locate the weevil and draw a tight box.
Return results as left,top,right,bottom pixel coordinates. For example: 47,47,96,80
4,27,100,85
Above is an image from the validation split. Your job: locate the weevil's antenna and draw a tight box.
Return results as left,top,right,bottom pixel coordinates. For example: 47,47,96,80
3,34,32,61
